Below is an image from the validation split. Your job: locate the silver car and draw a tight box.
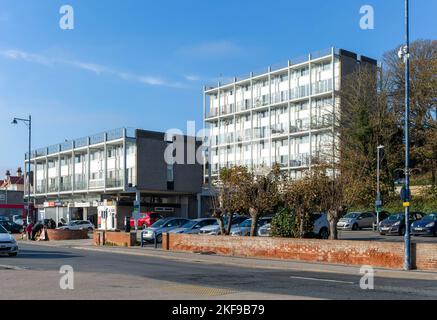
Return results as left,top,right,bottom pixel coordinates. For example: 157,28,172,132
231,217,272,236
337,212,376,231
0,225,18,257
142,217,190,243
199,216,247,235
169,218,217,234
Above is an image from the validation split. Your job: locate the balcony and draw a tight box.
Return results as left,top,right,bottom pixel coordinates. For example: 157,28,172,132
47,183,59,193
107,178,123,189
89,179,104,189
290,153,311,167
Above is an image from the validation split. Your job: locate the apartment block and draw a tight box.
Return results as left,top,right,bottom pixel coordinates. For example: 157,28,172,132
25,128,203,229
203,48,377,183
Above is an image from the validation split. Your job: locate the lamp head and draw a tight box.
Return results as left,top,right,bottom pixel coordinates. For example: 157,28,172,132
11,118,18,125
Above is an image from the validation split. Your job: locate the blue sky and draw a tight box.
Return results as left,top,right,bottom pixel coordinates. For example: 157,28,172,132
0,0,436,174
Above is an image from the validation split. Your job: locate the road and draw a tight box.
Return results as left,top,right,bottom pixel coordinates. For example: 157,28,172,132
1,243,437,300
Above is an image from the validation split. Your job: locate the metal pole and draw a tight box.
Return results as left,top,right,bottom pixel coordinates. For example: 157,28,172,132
376,146,381,227
404,0,411,271
28,115,32,224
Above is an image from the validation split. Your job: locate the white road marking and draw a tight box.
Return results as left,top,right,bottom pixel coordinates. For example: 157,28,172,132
290,276,355,284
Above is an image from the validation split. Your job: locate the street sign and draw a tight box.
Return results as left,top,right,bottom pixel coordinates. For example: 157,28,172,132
400,186,411,202
133,200,141,229
403,202,410,207
375,200,382,208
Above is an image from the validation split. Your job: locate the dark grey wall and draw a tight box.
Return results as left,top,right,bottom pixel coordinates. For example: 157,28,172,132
136,130,168,191
339,49,377,88
135,130,203,194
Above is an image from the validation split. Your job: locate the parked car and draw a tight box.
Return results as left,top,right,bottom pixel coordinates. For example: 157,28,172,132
258,213,330,239
379,212,425,236
169,218,218,234
337,212,376,231
0,224,18,257
199,215,247,235
411,213,437,237
130,212,162,229
372,211,390,231
0,220,24,234
58,220,95,231
142,217,190,243
257,223,271,237
12,215,24,226
308,213,330,239
230,217,272,236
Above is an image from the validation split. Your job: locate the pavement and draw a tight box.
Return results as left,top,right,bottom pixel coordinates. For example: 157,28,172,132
0,239,436,300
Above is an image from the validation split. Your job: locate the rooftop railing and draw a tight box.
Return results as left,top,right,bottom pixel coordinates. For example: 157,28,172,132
27,127,137,160
205,48,338,89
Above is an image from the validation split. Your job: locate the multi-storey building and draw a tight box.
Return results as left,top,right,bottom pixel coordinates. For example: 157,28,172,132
25,128,203,229
203,48,377,183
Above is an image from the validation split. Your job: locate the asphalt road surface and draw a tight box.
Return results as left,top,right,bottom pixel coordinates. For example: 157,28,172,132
1,243,437,300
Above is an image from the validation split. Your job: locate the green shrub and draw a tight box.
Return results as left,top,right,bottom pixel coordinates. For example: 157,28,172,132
271,207,299,238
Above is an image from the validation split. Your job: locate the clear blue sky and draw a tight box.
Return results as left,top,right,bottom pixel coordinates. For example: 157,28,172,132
0,0,436,174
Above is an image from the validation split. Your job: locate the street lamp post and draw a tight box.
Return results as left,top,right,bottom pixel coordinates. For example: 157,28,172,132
376,145,384,228
12,115,32,224
398,0,411,270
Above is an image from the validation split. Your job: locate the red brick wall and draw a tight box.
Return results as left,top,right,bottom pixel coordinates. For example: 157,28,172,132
46,229,89,241
415,243,437,270
93,230,136,247
163,234,437,271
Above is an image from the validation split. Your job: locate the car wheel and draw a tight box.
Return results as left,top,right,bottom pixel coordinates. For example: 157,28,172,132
433,230,437,237
319,228,329,240
8,253,17,257
352,223,359,231
156,234,162,243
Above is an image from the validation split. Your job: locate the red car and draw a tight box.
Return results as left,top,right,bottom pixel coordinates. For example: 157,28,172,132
130,212,162,229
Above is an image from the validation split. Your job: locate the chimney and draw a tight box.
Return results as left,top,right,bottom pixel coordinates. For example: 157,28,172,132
5,170,10,179
16,167,22,177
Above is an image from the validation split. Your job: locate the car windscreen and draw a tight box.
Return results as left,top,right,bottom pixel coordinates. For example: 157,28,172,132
151,219,170,228
240,219,252,227
388,214,403,221
0,225,8,233
181,220,198,229
344,213,360,219
422,214,437,221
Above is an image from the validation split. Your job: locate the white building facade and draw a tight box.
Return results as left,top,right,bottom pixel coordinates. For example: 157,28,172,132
203,48,377,183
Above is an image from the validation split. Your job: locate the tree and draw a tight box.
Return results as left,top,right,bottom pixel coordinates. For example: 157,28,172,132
246,164,281,236
218,166,251,235
384,39,437,187
283,168,329,238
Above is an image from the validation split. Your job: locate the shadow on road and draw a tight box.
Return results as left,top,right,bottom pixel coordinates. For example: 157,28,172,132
0,249,81,260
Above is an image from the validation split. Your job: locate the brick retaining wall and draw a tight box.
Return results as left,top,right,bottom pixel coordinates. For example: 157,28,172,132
46,229,89,241
93,230,136,247
162,233,437,271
